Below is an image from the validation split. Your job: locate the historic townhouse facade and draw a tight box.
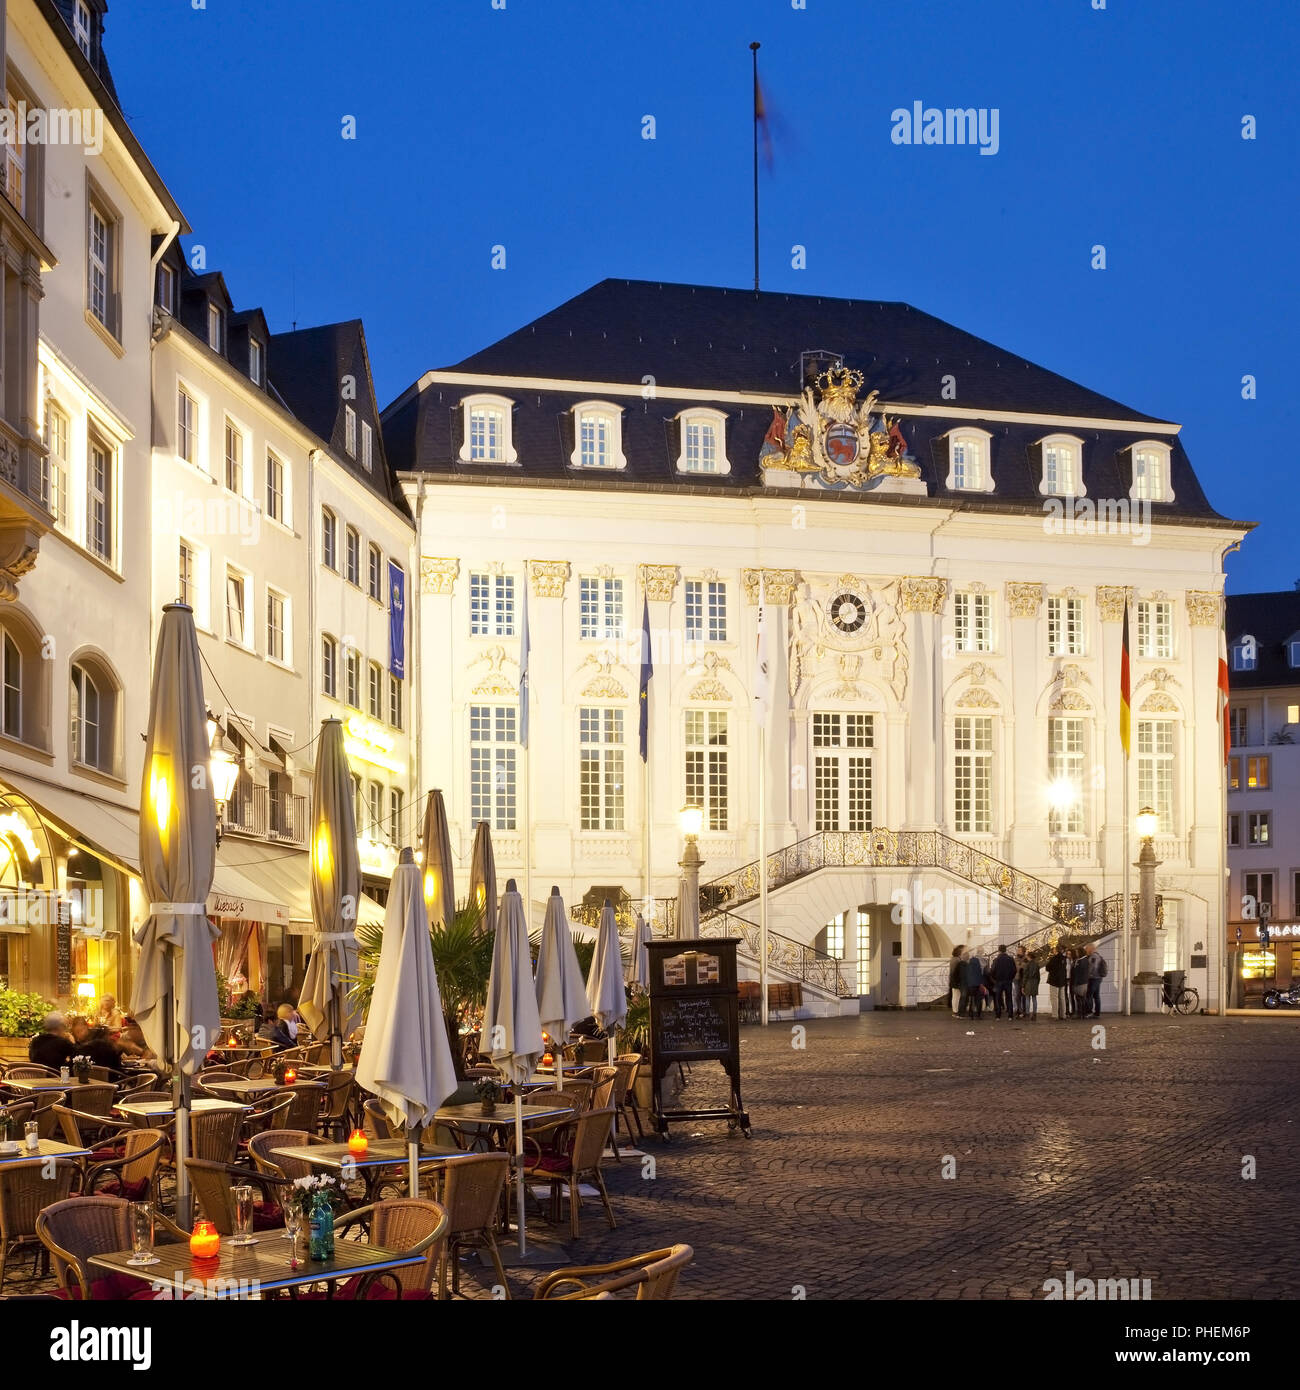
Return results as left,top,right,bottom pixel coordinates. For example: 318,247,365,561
0,0,185,1006
387,279,1247,1010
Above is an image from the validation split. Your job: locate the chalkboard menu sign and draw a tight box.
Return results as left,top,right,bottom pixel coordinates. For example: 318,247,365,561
646,937,750,1137
56,919,72,996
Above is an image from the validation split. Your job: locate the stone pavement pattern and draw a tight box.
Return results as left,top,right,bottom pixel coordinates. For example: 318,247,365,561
488,1011,1300,1300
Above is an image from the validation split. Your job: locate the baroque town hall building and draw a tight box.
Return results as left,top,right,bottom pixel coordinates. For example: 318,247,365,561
385,279,1245,1011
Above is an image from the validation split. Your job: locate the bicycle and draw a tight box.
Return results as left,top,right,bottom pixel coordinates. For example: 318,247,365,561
1160,978,1199,1015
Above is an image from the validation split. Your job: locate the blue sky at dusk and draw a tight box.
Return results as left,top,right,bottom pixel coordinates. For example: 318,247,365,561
108,0,1297,591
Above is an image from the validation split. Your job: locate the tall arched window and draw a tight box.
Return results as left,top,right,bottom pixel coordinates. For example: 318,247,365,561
70,663,101,769
2,632,21,739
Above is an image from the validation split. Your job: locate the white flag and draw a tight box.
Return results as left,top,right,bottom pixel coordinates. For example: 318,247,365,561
754,574,770,728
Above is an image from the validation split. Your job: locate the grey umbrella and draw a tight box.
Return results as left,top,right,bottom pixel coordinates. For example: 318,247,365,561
587,899,628,1065
420,789,456,930
535,886,587,1091
356,849,459,1197
468,820,498,935
629,911,653,989
131,603,219,1225
300,718,360,1070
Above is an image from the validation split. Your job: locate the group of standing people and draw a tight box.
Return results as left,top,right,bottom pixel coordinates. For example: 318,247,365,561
949,941,1109,1021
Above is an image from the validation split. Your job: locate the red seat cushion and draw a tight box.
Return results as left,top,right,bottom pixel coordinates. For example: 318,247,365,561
252,1202,283,1230
55,1272,156,1301
299,1275,431,1300
532,1154,573,1175
94,1176,150,1200
89,1145,126,1162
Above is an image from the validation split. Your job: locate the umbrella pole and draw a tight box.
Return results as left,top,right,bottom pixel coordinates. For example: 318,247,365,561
170,986,192,1228
514,1090,526,1257
607,1034,616,1066
329,991,343,1071
407,1124,420,1200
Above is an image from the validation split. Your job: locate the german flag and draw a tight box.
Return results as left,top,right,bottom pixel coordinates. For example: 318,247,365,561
1119,602,1131,759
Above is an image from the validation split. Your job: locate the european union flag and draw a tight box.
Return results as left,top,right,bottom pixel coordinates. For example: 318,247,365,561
638,596,652,762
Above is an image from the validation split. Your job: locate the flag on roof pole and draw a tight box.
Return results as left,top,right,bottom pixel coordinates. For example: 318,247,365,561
1218,623,1231,766
638,596,652,762
518,582,530,750
1119,601,1131,760
754,60,774,171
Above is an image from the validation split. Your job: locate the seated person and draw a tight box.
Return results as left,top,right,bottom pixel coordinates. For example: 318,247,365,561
117,1016,155,1060
258,1004,296,1050
69,1017,91,1047
96,995,126,1032
28,1013,76,1071
82,1025,128,1078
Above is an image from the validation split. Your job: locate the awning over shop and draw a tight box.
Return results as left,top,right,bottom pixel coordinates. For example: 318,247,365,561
0,769,141,878
216,844,385,931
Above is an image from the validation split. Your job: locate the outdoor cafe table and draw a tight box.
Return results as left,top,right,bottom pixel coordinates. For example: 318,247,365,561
202,1077,326,1101
90,1237,423,1299
114,1097,249,1120
270,1139,476,1202
0,1138,89,1166
433,1101,573,1152
4,1077,92,1093
295,1064,355,1078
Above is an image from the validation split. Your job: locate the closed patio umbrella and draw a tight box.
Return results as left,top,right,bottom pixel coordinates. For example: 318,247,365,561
420,789,455,930
482,879,543,1255
587,899,627,1064
535,886,586,1091
356,848,458,1197
468,820,498,935
300,719,360,1070
629,911,653,989
131,602,219,1225
677,876,700,940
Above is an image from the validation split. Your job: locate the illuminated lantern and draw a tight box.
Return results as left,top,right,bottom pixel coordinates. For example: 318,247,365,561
283,1067,297,1085
347,1129,368,1157
190,1220,220,1258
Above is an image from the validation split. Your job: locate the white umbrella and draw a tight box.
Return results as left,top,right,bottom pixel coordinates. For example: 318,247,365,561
629,911,653,989
356,848,459,1196
535,886,586,1092
420,789,455,930
132,602,219,1226
587,899,627,1065
469,821,498,936
301,719,361,1069
483,879,543,1255
677,876,700,940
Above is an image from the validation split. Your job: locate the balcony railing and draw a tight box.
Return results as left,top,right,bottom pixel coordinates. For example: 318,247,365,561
223,783,307,847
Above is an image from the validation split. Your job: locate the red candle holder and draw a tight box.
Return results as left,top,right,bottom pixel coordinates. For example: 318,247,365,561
347,1129,368,1157
189,1219,220,1259
284,1067,297,1084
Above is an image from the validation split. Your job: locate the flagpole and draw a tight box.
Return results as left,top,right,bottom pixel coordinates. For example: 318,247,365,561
750,41,761,293
1218,611,1229,1016
758,573,770,1026
1121,596,1132,1016
520,580,532,935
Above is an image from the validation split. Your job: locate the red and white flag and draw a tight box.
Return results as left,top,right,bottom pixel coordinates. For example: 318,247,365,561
1218,627,1230,766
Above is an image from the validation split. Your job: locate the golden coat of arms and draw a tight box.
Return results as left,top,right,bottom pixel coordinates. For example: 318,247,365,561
760,364,921,486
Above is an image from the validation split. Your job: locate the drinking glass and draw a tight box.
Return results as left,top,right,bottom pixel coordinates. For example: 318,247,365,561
23,1120,39,1151
284,1208,302,1262
128,1202,159,1266
231,1185,257,1246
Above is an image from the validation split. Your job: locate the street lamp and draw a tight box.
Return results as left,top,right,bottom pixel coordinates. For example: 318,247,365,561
1131,804,1163,1011
678,803,703,939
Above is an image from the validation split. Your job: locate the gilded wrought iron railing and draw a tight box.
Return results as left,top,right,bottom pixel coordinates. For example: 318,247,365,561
698,909,856,998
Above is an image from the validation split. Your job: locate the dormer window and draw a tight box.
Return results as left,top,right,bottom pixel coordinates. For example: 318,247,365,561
945,428,993,492
1230,637,1256,673
344,405,357,458
571,402,626,470
459,394,517,464
1287,634,1300,669
72,0,93,59
207,303,223,352
156,262,176,314
1039,435,1083,497
1130,441,1173,503
248,339,263,385
676,409,731,475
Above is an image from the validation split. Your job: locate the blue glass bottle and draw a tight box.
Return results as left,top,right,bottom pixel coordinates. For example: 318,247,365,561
308,1190,334,1261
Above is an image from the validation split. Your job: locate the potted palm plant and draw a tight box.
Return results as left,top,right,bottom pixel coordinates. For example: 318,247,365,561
0,989,55,1064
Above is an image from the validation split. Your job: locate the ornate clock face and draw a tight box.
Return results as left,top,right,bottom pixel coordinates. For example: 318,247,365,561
830,592,867,634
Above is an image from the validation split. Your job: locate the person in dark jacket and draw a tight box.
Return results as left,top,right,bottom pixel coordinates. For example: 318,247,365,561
989,944,1018,1019
963,952,985,1019
1070,949,1094,1018
82,1026,128,1078
28,1013,75,1071
1045,945,1071,1020
1012,948,1029,1017
1085,943,1106,1016
948,946,966,1016
1020,951,1042,1020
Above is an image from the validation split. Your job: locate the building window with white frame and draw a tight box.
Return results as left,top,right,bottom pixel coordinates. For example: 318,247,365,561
266,451,284,524
953,716,993,834
87,193,118,336
1227,814,1240,848
1137,600,1173,659
224,567,249,646
579,707,625,831
367,661,382,719
570,403,625,470
1047,717,1085,835
947,430,992,491
1229,637,1255,673
345,650,360,708
344,406,357,458
249,339,263,385
1244,871,1273,917
460,395,517,464
156,261,176,314
685,579,727,644
388,673,402,729
322,636,338,698
72,0,92,57
1137,719,1175,836
207,302,223,352
321,509,337,571
267,589,287,663
44,401,69,529
1247,811,1271,846
1047,595,1085,656
366,781,383,840
70,662,101,768
361,420,373,472
470,704,517,830
1,630,21,739
224,418,244,495
1229,706,1248,748
469,573,515,637
4,93,26,217
86,433,113,564
685,709,729,832
812,711,873,832
345,526,361,586
1040,436,1082,496
579,576,624,641
178,540,194,608
676,409,730,474
954,590,992,653
388,788,403,847
177,386,197,466
1131,443,1171,502
368,544,383,602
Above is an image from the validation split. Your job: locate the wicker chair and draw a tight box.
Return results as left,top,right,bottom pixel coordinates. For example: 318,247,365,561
239,1092,294,1140
0,1101,35,1132
0,1158,76,1285
4,1065,57,1080
523,1107,616,1240
589,1066,619,1111
363,1097,394,1140
533,1244,693,1301
278,1084,325,1133
319,1074,355,1141
539,1079,593,1113
189,1107,242,1165
437,1152,510,1299
247,1129,328,1181
329,1199,449,1299
52,1103,130,1157
184,1158,288,1234
82,1128,167,1202
84,1066,114,1083
117,1092,172,1130
71,1083,116,1118
36,1196,186,1300
613,1054,645,1142
30,1089,68,1140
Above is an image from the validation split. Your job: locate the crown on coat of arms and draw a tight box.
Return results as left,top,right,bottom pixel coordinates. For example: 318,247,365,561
817,364,864,404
